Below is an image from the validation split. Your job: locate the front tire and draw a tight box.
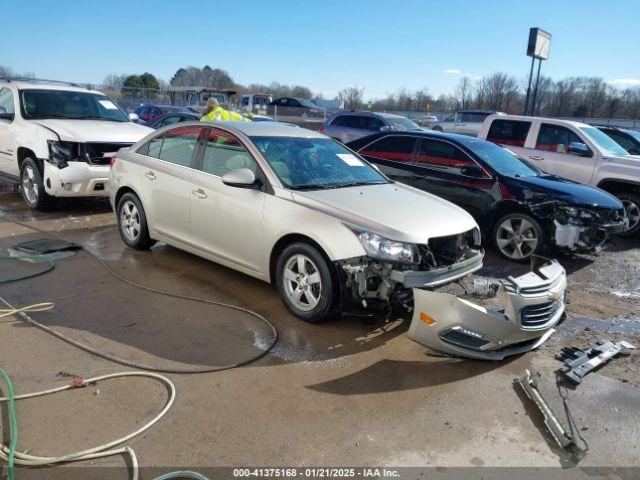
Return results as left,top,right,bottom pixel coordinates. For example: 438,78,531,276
116,192,154,250
493,212,544,262
618,192,640,237
20,158,56,211
276,242,339,323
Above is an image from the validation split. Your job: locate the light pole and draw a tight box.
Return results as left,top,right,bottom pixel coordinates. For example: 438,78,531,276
523,28,551,116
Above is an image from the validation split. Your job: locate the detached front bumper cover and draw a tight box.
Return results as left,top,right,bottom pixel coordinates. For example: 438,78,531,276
408,255,567,360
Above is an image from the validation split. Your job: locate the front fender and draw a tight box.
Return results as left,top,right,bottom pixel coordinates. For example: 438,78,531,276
261,191,366,279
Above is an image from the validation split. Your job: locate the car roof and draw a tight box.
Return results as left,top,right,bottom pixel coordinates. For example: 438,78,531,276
182,120,326,138
0,80,104,94
347,130,490,148
490,113,592,129
458,109,502,114
595,125,636,133
331,110,409,119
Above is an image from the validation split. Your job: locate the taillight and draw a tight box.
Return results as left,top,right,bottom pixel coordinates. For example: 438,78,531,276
109,157,117,167
318,125,324,132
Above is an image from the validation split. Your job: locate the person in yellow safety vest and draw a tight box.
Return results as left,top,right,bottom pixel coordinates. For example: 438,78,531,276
200,98,249,122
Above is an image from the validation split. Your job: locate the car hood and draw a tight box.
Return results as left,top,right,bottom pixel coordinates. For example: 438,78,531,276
34,119,153,143
291,183,479,244
507,175,622,209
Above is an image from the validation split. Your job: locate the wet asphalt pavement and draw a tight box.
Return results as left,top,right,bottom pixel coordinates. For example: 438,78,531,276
0,183,639,476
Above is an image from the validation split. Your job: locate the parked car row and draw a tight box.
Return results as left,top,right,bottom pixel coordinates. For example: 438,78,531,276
477,114,640,236
109,120,569,359
0,78,637,360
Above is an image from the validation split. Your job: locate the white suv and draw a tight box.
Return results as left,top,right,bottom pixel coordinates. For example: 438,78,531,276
0,79,152,210
478,114,640,235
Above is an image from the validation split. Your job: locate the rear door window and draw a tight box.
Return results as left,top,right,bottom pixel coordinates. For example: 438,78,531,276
0,88,15,114
344,116,365,129
155,126,202,167
201,128,256,176
359,135,417,162
365,116,384,131
536,124,582,153
160,115,182,127
416,138,478,175
487,119,531,147
331,115,347,127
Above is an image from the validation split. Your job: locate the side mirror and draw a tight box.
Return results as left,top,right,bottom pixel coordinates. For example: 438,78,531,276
0,112,15,121
129,112,140,123
459,165,486,177
567,142,591,157
380,125,391,132
222,168,260,189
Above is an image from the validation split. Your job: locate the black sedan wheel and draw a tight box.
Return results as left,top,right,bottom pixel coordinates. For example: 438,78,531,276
493,213,544,262
619,192,640,237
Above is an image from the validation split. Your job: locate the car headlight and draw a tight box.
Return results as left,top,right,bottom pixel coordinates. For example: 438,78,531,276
47,140,77,168
561,206,579,217
349,228,417,263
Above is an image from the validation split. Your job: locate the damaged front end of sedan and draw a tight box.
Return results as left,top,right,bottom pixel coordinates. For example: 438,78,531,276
339,226,567,360
340,227,485,310
409,256,566,360
533,202,628,252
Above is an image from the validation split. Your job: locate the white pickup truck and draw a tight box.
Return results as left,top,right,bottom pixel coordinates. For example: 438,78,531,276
478,114,640,235
0,79,152,210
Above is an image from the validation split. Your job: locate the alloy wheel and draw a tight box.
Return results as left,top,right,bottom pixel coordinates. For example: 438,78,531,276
282,254,323,312
120,200,141,242
496,216,539,260
622,199,640,232
21,165,38,205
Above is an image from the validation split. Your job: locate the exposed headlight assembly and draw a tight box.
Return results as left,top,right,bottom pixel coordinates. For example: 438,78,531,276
557,205,593,224
47,140,78,168
349,227,417,263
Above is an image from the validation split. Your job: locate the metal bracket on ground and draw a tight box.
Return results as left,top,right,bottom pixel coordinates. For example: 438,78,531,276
517,369,587,462
557,339,636,384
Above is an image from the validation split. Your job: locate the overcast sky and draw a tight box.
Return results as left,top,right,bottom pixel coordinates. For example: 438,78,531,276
4,0,639,99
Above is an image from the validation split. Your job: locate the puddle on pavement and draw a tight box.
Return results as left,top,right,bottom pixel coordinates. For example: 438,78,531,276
561,315,640,335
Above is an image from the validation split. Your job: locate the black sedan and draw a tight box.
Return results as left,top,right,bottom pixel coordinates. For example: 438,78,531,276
347,131,627,262
144,111,200,129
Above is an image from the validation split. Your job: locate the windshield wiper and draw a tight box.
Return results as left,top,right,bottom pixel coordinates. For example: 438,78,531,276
73,116,126,122
289,183,336,191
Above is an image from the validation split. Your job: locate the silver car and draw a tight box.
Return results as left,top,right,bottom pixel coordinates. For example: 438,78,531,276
430,110,503,136
321,111,422,143
109,121,566,358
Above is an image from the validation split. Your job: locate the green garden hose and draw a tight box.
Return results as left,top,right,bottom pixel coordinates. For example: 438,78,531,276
0,255,55,284
0,367,17,480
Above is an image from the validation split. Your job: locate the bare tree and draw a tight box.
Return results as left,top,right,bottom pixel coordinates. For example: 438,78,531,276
0,65,12,78
455,77,473,109
338,86,364,110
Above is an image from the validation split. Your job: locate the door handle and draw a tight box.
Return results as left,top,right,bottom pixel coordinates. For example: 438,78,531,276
145,171,156,180
529,155,544,161
192,188,207,199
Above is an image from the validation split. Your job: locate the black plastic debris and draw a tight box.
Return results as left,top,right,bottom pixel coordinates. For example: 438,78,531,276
13,238,81,255
557,339,636,384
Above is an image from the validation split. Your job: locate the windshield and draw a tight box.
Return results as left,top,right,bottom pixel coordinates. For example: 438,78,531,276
251,136,388,190
20,89,129,122
626,129,640,142
580,127,629,156
297,99,316,108
466,140,542,177
386,116,420,131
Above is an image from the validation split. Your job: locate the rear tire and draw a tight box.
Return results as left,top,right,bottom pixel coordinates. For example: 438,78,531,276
493,212,544,262
618,192,640,237
432,126,443,132
20,158,57,211
116,192,155,250
276,242,339,323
